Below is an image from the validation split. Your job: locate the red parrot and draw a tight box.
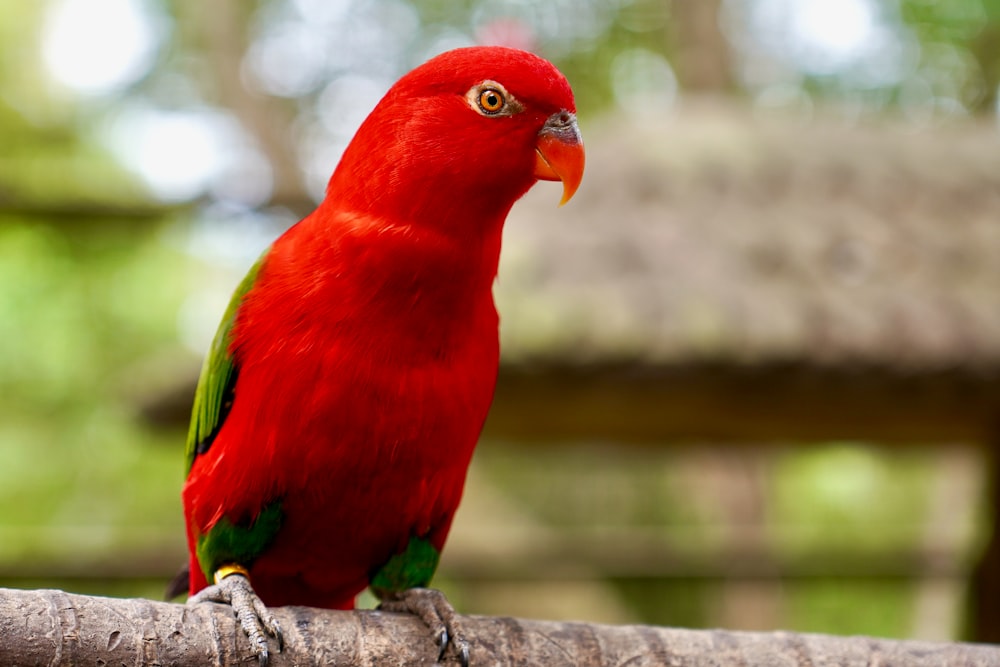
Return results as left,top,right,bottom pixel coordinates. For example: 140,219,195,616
171,46,583,665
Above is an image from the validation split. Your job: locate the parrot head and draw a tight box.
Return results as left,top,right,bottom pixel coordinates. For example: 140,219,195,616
326,46,585,228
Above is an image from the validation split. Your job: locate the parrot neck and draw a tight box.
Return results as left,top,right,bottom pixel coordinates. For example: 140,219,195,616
325,174,521,253
299,200,505,325
321,171,516,298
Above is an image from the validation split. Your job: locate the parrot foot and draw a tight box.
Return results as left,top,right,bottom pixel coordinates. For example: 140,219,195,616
190,570,284,666
379,587,470,667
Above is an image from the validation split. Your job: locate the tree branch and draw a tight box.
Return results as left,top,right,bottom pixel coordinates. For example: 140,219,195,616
1,588,996,666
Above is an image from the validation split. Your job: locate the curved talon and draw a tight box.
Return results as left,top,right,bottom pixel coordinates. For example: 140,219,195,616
249,589,285,652
379,587,470,665
190,571,282,666
437,629,449,661
275,623,286,653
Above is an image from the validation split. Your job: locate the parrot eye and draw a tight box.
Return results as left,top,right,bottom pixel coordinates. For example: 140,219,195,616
467,81,522,117
478,88,505,114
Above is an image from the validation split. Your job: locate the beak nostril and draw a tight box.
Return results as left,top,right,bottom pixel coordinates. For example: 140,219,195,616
545,110,575,131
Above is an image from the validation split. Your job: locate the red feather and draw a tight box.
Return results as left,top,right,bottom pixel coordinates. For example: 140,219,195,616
182,46,577,609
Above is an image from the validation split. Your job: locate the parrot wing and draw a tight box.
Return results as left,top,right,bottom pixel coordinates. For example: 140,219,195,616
184,251,268,474
171,249,282,602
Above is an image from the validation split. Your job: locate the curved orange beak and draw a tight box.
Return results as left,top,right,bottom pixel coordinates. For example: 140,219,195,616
534,110,584,206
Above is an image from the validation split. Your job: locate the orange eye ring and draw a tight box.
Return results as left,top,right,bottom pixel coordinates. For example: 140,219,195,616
478,88,505,114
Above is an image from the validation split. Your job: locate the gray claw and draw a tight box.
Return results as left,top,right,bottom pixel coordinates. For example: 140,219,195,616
190,573,281,666
437,629,449,660
379,587,470,666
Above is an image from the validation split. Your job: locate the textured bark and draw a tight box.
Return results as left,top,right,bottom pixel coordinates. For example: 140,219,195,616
1,587,997,666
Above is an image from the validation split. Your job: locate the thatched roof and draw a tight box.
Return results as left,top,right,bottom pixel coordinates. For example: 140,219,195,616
497,102,1000,372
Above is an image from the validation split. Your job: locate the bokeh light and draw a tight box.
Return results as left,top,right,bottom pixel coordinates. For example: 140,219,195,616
42,0,163,96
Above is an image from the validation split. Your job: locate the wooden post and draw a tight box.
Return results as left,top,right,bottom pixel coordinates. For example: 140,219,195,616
968,418,1000,642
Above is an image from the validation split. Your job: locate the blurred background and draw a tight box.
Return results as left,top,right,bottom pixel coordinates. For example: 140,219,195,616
2,0,1000,644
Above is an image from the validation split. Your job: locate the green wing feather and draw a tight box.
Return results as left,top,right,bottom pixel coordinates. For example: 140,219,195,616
184,251,269,474
196,501,283,582
370,536,441,598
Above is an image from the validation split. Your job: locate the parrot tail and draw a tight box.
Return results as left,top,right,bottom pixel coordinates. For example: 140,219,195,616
165,563,190,601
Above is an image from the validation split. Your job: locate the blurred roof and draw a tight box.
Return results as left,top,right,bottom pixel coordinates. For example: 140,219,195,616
497,101,1000,372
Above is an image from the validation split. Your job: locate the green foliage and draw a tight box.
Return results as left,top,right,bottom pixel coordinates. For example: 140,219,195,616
0,216,199,570
611,578,711,628
0,219,187,406
785,580,914,638
770,444,933,552
898,0,996,110
901,0,990,42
